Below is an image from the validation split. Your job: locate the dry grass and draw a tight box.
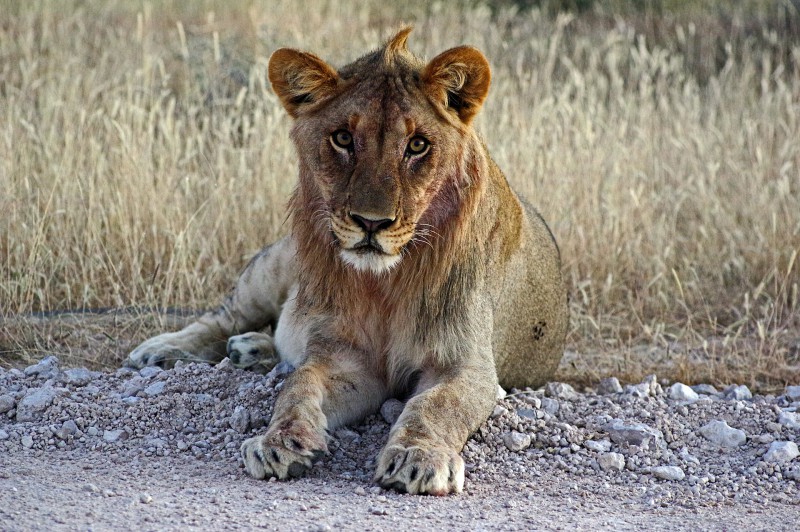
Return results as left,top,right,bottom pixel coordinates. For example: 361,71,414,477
1,0,799,390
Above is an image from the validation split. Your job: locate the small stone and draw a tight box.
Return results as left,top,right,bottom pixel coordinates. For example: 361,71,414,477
778,411,800,429
139,366,163,379
24,356,60,379
545,382,578,401
380,399,404,425
698,420,746,448
230,406,251,433
215,357,234,370
21,435,34,449
597,377,623,395
103,429,128,443
177,440,189,451
691,384,718,395
502,431,532,452
62,368,93,386
598,452,625,472
0,429,8,441
584,439,612,452
668,383,699,402
723,385,752,401
16,387,58,422
496,385,507,400
786,385,800,401
139,492,153,504
605,420,665,449
269,361,295,379
764,441,799,464
651,466,685,481
56,420,78,439
491,405,508,419
143,381,166,396
0,394,15,414
87,427,99,437
354,486,366,496
84,483,100,493
540,397,560,416
517,408,537,420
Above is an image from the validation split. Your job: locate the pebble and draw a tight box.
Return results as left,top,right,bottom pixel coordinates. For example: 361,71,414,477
491,405,507,419
778,411,799,429
691,384,718,395
16,388,58,422
651,466,685,481
763,441,799,464
56,420,78,439
540,397,559,416
0,394,15,414
496,385,507,400
597,452,625,472
604,419,665,449
597,377,623,395
230,406,251,433
143,381,166,396
545,382,578,401
698,420,746,448
103,429,128,443
584,439,611,452
21,435,34,448
139,366,163,379
668,383,699,402
0,429,8,440
62,368,93,386
380,399,404,425
24,356,61,379
724,385,752,401
139,492,153,504
502,431,532,452
786,385,800,401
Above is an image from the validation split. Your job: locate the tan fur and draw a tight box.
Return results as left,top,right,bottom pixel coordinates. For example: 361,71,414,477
126,29,568,495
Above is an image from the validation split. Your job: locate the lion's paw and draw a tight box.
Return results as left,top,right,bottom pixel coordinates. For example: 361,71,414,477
227,332,278,373
374,444,465,495
126,334,193,369
240,423,327,480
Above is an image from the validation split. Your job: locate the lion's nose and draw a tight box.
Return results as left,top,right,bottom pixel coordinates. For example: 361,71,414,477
350,213,395,234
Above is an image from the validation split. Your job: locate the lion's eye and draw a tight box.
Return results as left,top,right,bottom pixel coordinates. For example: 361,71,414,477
406,136,429,156
331,130,353,150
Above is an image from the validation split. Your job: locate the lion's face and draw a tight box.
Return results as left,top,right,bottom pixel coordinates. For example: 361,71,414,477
269,29,490,274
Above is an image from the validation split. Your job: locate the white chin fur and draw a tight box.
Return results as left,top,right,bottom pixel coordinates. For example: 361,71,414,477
340,250,402,274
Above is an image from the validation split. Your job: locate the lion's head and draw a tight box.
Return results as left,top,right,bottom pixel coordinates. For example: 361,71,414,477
268,28,491,274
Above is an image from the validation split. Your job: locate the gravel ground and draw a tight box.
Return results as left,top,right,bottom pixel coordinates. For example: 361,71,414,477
1,355,798,530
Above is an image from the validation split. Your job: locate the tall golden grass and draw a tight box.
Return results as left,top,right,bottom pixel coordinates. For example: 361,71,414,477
1,1,799,388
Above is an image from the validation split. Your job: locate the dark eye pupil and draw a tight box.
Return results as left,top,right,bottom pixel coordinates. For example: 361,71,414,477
333,130,352,148
409,137,427,153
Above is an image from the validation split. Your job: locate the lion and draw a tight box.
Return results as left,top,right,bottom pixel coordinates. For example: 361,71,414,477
126,28,568,495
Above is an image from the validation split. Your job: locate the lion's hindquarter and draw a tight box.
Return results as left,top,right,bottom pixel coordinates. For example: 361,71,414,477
489,196,568,390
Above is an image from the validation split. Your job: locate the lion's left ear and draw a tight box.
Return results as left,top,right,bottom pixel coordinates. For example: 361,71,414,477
421,46,491,125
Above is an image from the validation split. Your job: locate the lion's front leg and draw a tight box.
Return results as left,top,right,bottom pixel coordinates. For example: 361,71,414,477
375,365,497,495
241,351,386,480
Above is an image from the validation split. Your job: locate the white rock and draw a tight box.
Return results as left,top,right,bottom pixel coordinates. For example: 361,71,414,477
496,385,507,400
139,366,163,379
62,368,93,386
491,405,508,419
764,441,799,464
597,377,623,394
0,429,8,440
24,356,60,379
778,411,800,429
605,419,665,449
651,466,685,481
502,431,532,452
21,435,34,449
668,383,699,402
0,394,15,414
540,397,560,416
545,382,578,401
584,439,612,452
691,384,718,395
784,385,800,401
103,429,128,443
698,420,746,447
143,381,166,396
724,385,752,401
380,399,404,425
16,388,58,422
598,452,625,472
229,406,251,433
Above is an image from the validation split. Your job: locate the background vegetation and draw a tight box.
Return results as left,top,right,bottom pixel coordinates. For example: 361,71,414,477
1,0,799,390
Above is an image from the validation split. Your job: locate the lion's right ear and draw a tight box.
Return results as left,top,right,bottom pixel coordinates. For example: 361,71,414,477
268,49,340,117
421,46,491,125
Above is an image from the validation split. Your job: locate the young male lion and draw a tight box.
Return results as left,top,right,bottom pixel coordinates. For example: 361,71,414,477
126,29,568,495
